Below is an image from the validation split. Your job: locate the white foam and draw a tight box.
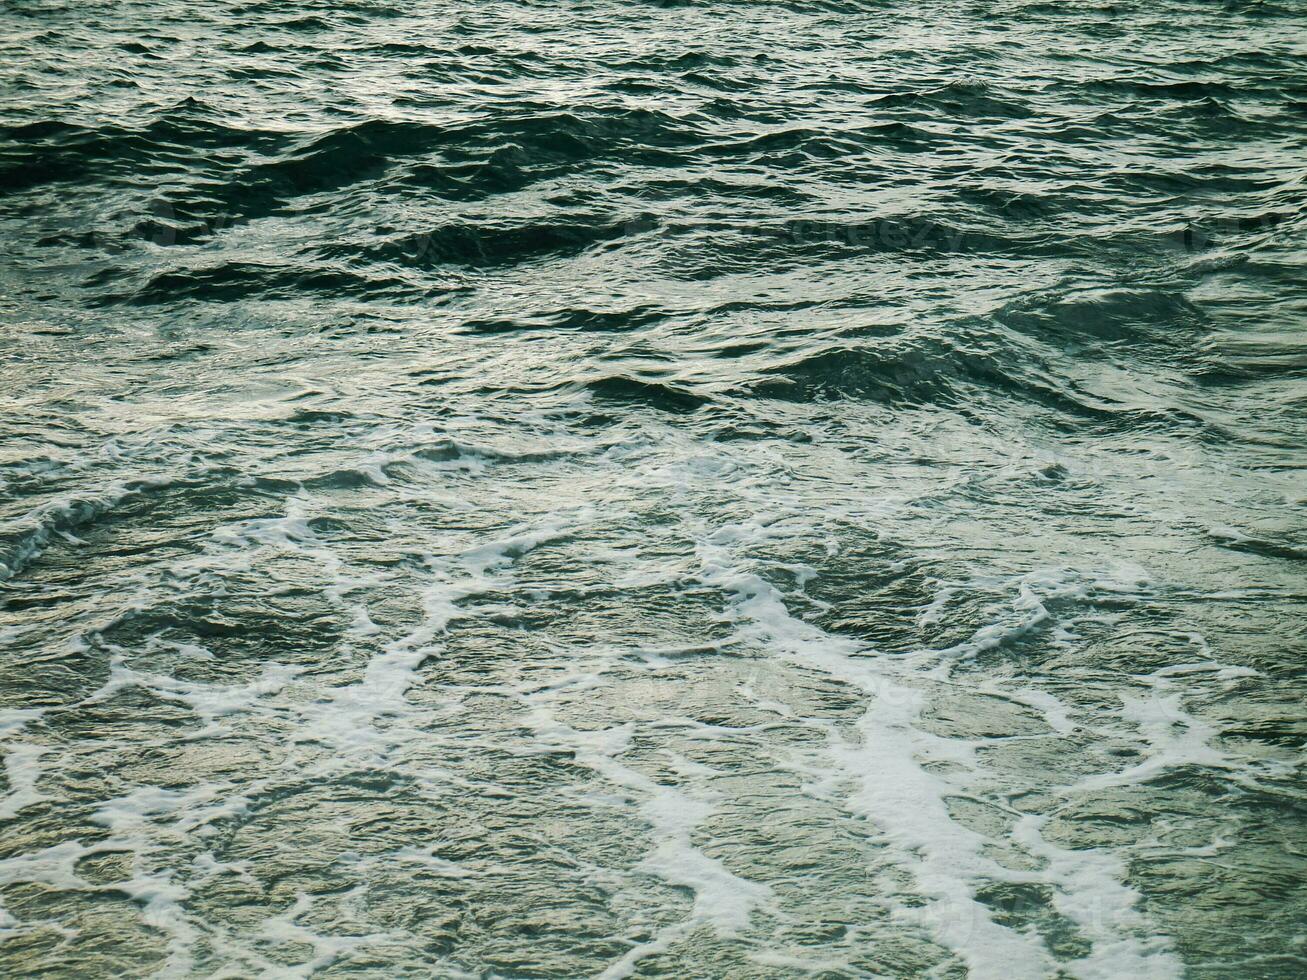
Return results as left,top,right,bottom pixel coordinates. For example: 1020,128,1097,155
296,511,588,764
81,656,302,739
834,682,1056,980
521,691,772,978
1011,814,1183,979
0,708,48,822
0,839,101,892
256,892,395,977
1152,661,1259,682
694,525,1180,979
1069,676,1231,796
747,949,862,975
190,852,257,886
0,743,48,821
598,920,693,980
979,685,1077,737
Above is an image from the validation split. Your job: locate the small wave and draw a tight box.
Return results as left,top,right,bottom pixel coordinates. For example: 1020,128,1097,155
996,287,1205,348
353,217,632,269
0,102,289,193
869,80,1036,120
1207,527,1307,562
584,376,713,414
743,335,1074,413
0,480,171,583
97,262,426,305
455,304,666,335
748,342,963,406
1196,331,1307,382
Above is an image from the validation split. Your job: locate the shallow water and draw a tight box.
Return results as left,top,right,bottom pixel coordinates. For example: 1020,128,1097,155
2,0,1306,976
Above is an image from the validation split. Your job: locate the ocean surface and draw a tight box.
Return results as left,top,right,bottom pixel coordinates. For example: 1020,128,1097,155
2,1,1306,977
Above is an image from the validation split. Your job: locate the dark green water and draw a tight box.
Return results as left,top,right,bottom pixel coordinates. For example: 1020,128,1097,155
2,1,1306,977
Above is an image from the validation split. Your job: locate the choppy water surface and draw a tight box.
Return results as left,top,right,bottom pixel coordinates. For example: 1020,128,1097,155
2,0,1307,976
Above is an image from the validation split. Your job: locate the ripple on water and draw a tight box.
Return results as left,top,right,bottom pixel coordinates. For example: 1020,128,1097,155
2,0,1306,976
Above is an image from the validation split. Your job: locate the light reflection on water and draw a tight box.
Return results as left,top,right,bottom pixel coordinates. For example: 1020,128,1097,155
1,0,1306,976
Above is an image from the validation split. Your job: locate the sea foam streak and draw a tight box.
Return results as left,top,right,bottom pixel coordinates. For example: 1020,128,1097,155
695,520,1186,979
